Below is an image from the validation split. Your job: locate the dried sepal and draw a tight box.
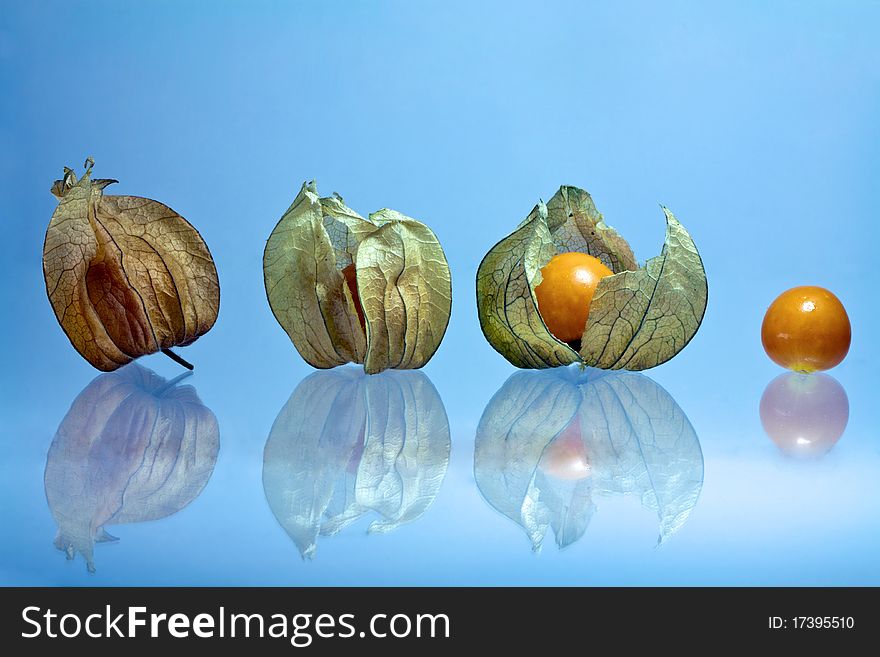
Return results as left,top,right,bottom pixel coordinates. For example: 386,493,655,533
579,208,708,369
264,182,367,368
43,159,220,371
476,185,707,371
476,202,579,369
357,211,453,374
264,182,452,374
544,186,637,273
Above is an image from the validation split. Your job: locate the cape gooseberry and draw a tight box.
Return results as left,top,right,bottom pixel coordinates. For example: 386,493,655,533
534,252,613,344
761,286,851,373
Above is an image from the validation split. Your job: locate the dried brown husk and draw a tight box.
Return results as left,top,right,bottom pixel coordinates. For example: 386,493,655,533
43,159,220,371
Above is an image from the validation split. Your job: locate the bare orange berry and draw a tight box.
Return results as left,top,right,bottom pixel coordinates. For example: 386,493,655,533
761,286,850,373
534,252,613,344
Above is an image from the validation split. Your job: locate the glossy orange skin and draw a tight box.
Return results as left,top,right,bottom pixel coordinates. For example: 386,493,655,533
342,263,366,332
538,415,592,481
761,286,850,373
534,252,613,344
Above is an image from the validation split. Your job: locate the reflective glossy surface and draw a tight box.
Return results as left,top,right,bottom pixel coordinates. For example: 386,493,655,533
475,369,703,550
760,372,849,459
44,366,219,573
263,369,450,559
8,352,873,586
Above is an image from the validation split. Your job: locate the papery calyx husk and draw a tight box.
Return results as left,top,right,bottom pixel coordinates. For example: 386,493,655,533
476,185,707,370
263,181,452,374
43,158,220,372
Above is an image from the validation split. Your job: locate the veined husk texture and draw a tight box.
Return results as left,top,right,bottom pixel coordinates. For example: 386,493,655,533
475,366,703,551
43,159,220,371
263,367,450,559
263,181,452,374
44,364,219,572
476,186,707,370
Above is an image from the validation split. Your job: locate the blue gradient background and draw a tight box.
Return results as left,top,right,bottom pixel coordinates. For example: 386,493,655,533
1,0,878,585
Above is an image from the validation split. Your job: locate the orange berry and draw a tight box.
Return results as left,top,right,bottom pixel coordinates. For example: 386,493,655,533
342,263,366,332
534,252,613,344
761,286,850,373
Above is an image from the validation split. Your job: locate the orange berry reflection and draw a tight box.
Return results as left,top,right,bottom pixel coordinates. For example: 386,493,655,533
761,286,850,373
535,252,613,344
759,372,849,459
538,415,592,481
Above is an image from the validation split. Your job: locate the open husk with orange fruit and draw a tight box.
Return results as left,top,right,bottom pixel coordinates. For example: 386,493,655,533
476,186,708,370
